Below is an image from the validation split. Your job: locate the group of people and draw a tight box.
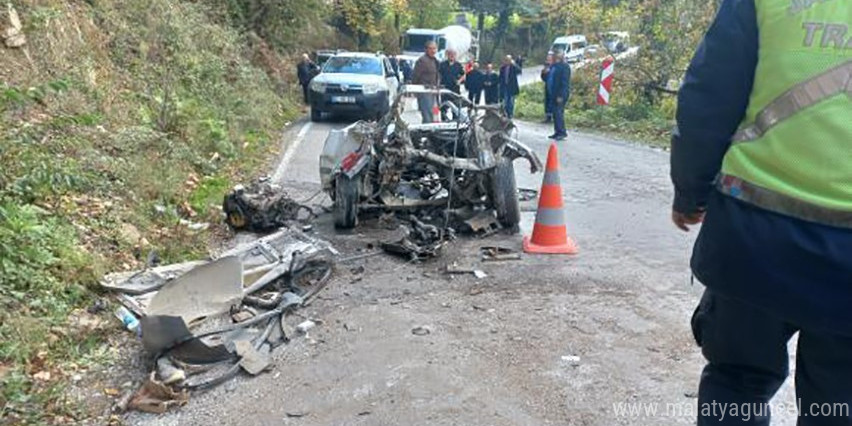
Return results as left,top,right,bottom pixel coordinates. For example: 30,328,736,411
411,40,529,123
298,41,571,141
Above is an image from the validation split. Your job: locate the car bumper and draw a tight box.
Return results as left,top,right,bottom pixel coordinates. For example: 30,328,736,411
310,90,389,114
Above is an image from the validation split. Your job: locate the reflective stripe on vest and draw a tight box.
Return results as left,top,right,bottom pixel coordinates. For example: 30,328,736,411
732,60,852,143
718,173,852,229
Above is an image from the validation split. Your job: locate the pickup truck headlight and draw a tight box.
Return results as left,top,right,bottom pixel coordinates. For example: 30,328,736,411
310,81,327,93
362,83,381,95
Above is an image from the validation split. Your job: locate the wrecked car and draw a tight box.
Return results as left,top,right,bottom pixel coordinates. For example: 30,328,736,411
319,85,542,233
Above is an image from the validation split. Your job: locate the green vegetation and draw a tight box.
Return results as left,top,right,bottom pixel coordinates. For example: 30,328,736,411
0,0,323,422
515,66,675,146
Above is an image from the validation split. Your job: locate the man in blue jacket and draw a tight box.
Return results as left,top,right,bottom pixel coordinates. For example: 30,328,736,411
672,0,851,424
547,51,571,141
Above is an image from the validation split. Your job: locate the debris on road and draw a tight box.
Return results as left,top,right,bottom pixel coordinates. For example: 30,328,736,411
561,355,581,366
381,216,453,260
296,320,316,334
446,263,487,279
480,246,522,262
223,178,315,232
114,306,141,335
518,188,538,202
101,227,337,414
319,86,541,232
411,326,431,336
127,373,190,414
463,210,501,237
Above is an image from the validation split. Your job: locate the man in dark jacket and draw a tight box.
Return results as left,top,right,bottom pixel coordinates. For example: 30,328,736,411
672,0,852,424
482,63,499,105
296,53,319,104
464,62,484,105
498,55,521,118
438,49,465,94
400,59,413,83
412,41,441,123
547,51,570,141
540,53,555,123
438,49,465,119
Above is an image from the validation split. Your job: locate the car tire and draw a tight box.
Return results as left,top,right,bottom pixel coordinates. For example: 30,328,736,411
334,174,359,229
310,108,322,122
490,159,521,233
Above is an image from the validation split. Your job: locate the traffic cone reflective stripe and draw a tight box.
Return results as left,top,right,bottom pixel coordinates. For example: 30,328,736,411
523,142,578,255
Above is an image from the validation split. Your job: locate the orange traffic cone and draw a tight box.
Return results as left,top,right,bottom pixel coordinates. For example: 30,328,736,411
523,142,578,255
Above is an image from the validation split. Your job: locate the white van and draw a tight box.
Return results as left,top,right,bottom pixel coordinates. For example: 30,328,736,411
551,35,588,63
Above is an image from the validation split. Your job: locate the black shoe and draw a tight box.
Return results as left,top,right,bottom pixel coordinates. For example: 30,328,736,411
553,134,567,141
547,133,557,139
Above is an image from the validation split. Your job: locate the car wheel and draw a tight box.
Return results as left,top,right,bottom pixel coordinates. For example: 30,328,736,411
310,108,322,122
490,159,520,233
334,174,359,229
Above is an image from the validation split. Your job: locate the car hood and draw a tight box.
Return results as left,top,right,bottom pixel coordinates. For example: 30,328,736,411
313,73,386,85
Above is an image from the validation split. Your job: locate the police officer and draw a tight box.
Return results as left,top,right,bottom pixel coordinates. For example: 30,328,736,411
671,0,851,424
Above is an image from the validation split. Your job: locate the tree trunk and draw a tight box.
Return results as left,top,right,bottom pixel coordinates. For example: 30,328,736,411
487,9,511,62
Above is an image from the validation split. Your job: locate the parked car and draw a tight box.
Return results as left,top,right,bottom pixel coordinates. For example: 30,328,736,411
319,86,542,232
309,52,400,122
551,35,588,63
602,31,630,53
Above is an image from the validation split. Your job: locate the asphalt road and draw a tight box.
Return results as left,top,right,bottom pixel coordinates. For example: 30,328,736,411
126,95,798,425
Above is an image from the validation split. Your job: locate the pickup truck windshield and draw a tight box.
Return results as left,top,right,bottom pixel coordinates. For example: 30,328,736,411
323,57,383,76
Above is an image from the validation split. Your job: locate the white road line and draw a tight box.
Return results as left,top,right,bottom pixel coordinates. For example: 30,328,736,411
272,121,312,183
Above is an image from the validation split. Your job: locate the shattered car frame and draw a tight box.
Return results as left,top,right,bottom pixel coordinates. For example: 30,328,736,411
320,85,542,232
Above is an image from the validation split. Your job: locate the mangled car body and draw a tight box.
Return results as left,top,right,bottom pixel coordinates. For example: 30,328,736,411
320,85,542,233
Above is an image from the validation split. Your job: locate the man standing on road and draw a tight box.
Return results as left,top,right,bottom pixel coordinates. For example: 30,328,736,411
464,62,484,105
438,49,466,120
483,63,499,105
439,49,465,94
548,50,570,141
540,52,555,123
498,55,521,119
296,53,319,104
671,0,851,425
412,41,441,123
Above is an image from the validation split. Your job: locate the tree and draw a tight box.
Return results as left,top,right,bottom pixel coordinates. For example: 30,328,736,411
338,0,387,49
408,0,457,28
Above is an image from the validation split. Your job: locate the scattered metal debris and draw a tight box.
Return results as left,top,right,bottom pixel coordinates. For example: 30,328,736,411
446,264,487,279
463,210,501,237
127,373,190,414
381,216,453,260
561,355,581,366
223,178,315,232
296,320,316,334
518,188,538,202
411,326,431,336
480,246,522,262
101,227,337,413
319,86,542,231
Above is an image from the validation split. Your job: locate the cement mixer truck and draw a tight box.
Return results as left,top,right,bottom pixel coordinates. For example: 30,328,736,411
402,25,478,63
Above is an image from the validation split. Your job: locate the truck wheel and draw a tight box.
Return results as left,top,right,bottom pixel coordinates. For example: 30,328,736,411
334,174,359,229
311,108,322,122
490,159,520,233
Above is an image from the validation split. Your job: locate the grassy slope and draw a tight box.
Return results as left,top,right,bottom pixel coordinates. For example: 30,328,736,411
0,1,304,422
